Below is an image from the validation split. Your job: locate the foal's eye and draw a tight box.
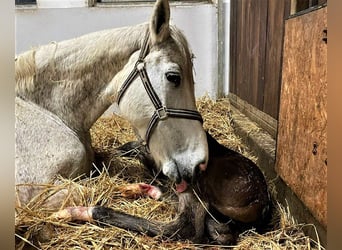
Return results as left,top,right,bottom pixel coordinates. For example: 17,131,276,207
165,72,181,87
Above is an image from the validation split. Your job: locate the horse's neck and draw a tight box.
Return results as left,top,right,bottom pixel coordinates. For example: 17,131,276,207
16,24,147,134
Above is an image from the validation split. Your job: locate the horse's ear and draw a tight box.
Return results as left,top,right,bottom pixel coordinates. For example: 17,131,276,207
149,0,170,44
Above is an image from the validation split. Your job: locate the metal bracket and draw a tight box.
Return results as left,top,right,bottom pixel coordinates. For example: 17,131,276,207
156,107,168,120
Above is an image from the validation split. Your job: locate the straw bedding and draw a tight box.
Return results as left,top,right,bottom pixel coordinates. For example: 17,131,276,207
15,97,324,249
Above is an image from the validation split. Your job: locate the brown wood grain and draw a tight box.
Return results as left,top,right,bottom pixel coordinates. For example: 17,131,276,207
229,0,237,94
263,0,286,118
229,0,286,120
276,7,327,228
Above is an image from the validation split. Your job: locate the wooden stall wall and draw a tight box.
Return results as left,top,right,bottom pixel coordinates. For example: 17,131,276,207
276,6,327,228
229,0,286,121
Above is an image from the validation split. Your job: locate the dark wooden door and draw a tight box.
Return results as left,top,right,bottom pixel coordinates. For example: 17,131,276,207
229,0,287,119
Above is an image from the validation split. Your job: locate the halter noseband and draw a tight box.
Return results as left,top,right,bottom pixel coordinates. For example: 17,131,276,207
117,30,203,148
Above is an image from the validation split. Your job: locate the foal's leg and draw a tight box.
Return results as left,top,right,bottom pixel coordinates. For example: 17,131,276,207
52,205,195,240
52,190,207,242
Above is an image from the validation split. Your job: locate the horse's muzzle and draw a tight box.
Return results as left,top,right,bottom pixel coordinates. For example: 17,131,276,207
175,160,207,192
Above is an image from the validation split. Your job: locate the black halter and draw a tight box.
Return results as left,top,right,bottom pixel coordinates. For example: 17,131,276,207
117,30,203,148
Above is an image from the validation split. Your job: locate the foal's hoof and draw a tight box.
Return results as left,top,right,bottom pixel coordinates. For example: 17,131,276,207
119,183,162,200
206,217,238,245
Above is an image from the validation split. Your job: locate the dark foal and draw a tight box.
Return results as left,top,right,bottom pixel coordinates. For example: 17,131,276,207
55,132,271,244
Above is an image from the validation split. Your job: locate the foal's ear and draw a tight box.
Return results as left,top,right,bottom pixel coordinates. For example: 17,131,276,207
149,0,170,44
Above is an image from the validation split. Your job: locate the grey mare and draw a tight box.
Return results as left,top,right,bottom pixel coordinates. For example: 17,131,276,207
15,0,208,207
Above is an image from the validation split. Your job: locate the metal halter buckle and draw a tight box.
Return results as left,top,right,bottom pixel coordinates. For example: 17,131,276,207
136,62,145,71
156,106,168,120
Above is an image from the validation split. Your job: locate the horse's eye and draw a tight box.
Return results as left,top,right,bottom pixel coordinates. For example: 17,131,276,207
165,72,181,87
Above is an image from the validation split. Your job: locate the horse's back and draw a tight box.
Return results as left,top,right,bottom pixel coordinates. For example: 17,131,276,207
15,97,92,188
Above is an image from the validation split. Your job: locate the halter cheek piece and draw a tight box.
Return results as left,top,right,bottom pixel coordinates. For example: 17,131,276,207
117,30,203,149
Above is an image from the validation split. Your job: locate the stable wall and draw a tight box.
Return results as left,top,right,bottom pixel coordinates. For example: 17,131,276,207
15,2,224,99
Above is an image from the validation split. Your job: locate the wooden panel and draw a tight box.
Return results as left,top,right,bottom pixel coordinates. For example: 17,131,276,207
276,7,327,228
284,0,292,19
237,0,267,110
229,0,286,120
263,0,286,118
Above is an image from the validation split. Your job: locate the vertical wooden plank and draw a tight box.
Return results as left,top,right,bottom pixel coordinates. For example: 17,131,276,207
284,0,292,19
235,0,246,101
229,0,237,94
229,0,284,120
241,0,254,105
253,0,268,111
233,0,268,110
263,0,286,119
276,7,327,228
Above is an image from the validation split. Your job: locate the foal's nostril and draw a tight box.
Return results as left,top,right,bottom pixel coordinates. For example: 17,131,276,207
198,161,207,171
192,162,206,184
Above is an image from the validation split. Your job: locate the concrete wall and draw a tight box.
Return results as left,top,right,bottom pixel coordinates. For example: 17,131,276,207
15,2,225,99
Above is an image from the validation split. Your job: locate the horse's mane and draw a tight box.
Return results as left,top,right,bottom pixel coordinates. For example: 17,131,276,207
15,24,193,98
15,49,37,95
15,25,147,97
169,25,195,79
170,26,193,63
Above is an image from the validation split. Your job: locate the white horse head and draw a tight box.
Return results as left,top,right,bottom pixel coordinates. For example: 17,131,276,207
113,0,208,184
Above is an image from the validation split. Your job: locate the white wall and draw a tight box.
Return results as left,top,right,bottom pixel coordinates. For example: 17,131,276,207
36,0,86,8
15,2,221,99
